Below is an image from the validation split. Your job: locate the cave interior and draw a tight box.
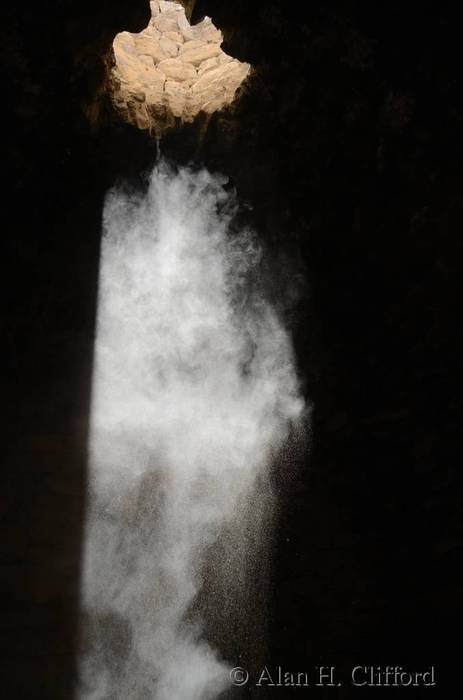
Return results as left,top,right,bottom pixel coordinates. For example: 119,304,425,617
2,0,462,696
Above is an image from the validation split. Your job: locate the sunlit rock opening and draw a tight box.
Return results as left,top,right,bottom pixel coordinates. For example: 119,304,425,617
111,0,250,131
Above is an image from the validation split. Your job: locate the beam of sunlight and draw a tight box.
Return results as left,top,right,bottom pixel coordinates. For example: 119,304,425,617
77,160,305,699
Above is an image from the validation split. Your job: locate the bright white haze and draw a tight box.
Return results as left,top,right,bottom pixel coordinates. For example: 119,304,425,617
77,159,305,699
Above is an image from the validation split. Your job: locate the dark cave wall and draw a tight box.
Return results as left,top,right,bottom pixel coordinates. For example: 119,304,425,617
1,2,152,697
2,0,462,697
189,2,462,691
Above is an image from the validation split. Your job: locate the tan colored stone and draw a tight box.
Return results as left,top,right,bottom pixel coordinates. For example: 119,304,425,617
115,60,140,84
192,60,247,92
145,84,165,104
180,43,221,66
117,55,164,87
176,12,195,40
164,79,189,117
179,39,204,53
139,66,166,89
191,18,222,43
154,13,179,33
200,98,227,114
164,31,184,44
112,0,249,127
164,79,189,97
134,34,163,62
158,58,197,81
195,70,242,110
114,32,136,51
159,0,181,12
197,56,219,76
160,36,179,57
218,53,233,65
143,24,162,39
139,55,153,67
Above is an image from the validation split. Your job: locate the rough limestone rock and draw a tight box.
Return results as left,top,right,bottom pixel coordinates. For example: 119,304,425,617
197,56,219,76
132,34,163,62
159,35,179,57
111,0,250,130
179,42,221,65
177,12,195,40
149,1,160,15
153,14,180,33
164,30,184,44
157,57,197,81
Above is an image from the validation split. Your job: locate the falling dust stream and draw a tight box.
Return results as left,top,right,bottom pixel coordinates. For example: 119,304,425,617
77,159,306,699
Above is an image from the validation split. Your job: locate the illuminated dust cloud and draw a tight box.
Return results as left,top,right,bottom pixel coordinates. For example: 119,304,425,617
78,160,305,699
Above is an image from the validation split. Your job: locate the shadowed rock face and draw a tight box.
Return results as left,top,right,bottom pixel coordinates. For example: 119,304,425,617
111,1,250,131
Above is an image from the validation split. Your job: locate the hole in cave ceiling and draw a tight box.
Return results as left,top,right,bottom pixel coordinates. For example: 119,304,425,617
111,0,251,131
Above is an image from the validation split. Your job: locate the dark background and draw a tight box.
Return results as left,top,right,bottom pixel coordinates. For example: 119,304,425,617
1,0,461,697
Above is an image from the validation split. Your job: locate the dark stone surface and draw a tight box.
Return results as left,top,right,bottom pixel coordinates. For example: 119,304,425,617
1,0,461,696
